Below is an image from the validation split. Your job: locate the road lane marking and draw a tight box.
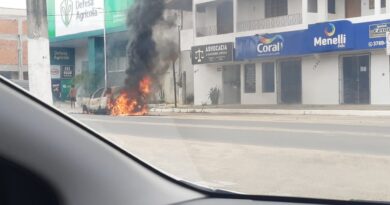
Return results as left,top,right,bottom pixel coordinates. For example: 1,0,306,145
79,118,390,138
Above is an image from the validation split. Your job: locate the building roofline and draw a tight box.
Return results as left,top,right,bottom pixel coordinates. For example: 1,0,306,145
0,7,26,17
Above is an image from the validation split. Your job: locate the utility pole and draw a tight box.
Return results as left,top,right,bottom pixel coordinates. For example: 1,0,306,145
26,0,53,105
172,60,177,108
96,7,108,89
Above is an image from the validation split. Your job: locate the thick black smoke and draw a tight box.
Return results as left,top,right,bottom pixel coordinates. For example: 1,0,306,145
125,0,165,90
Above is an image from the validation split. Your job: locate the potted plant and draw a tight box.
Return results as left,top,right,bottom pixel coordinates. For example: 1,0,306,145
208,86,220,105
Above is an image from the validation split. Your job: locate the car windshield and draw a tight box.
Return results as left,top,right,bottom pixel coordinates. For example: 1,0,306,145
4,0,390,203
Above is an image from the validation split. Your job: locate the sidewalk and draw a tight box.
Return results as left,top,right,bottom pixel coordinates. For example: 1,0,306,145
54,101,390,117
53,101,83,114
149,104,390,117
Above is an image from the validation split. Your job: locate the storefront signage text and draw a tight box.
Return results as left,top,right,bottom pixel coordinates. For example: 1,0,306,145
50,48,75,66
51,65,61,79
55,0,104,37
369,23,390,38
235,31,304,61
53,50,70,61
75,0,98,22
256,35,284,56
191,42,234,64
61,65,75,79
308,21,353,52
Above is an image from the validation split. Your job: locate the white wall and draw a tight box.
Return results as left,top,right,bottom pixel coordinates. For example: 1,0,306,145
180,29,194,51
361,0,386,16
328,0,345,20
240,62,277,104
362,0,375,16
288,0,302,14
194,64,222,105
302,54,340,104
182,10,193,29
236,0,264,23
75,46,88,75
370,50,390,104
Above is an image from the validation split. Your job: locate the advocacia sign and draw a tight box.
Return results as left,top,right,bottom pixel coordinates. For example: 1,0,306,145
191,43,234,64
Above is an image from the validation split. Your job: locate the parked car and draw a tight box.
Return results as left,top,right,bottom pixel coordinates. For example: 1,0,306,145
81,87,121,114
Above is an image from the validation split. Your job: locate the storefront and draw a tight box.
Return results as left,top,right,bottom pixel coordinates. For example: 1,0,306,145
50,47,75,101
47,0,133,96
191,42,237,105
192,19,390,105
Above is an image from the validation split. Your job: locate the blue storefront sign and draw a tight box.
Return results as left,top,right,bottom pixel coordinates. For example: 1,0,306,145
235,19,390,61
307,20,354,52
355,19,390,50
235,30,305,60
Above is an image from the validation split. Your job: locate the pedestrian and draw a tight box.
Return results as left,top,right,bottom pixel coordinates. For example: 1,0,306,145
69,85,77,109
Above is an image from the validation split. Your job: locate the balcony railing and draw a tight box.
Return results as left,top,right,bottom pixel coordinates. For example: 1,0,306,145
237,13,302,32
196,25,218,37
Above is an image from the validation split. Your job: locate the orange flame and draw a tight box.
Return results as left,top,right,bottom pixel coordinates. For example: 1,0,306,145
139,76,152,94
110,76,151,116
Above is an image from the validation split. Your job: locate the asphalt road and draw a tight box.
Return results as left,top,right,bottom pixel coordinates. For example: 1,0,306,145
71,113,390,201
73,113,390,156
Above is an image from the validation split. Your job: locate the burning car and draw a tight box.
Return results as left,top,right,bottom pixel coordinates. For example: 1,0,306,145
81,87,121,115
82,75,152,116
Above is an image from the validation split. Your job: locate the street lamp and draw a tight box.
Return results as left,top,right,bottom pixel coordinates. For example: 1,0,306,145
96,7,108,89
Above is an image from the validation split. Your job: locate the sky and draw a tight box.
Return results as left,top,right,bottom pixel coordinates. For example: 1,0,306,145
0,0,26,9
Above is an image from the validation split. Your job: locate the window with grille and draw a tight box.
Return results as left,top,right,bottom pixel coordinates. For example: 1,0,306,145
328,0,336,14
308,0,318,13
369,0,386,9
265,0,288,18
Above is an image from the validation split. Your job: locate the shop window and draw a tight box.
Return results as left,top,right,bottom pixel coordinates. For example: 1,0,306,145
262,62,275,93
244,64,256,93
308,0,318,13
328,0,336,14
265,0,288,18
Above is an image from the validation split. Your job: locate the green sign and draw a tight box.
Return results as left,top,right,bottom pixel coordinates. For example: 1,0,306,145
47,0,56,38
61,79,73,101
105,0,134,31
60,0,73,27
47,0,135,40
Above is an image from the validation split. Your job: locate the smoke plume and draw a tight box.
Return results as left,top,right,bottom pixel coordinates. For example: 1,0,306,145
125,0,165,91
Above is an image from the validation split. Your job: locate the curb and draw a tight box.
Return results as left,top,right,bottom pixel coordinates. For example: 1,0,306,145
150,108,390,117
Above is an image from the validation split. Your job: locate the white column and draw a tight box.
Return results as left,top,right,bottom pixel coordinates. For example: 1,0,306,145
302,0,308,25
318,0,328,22
387,0,390,13
375,0,381,15
233,0,237,32
27,0,53,105
193,0,197,39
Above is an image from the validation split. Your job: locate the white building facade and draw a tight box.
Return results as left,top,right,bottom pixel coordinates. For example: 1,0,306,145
186,0,390,105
